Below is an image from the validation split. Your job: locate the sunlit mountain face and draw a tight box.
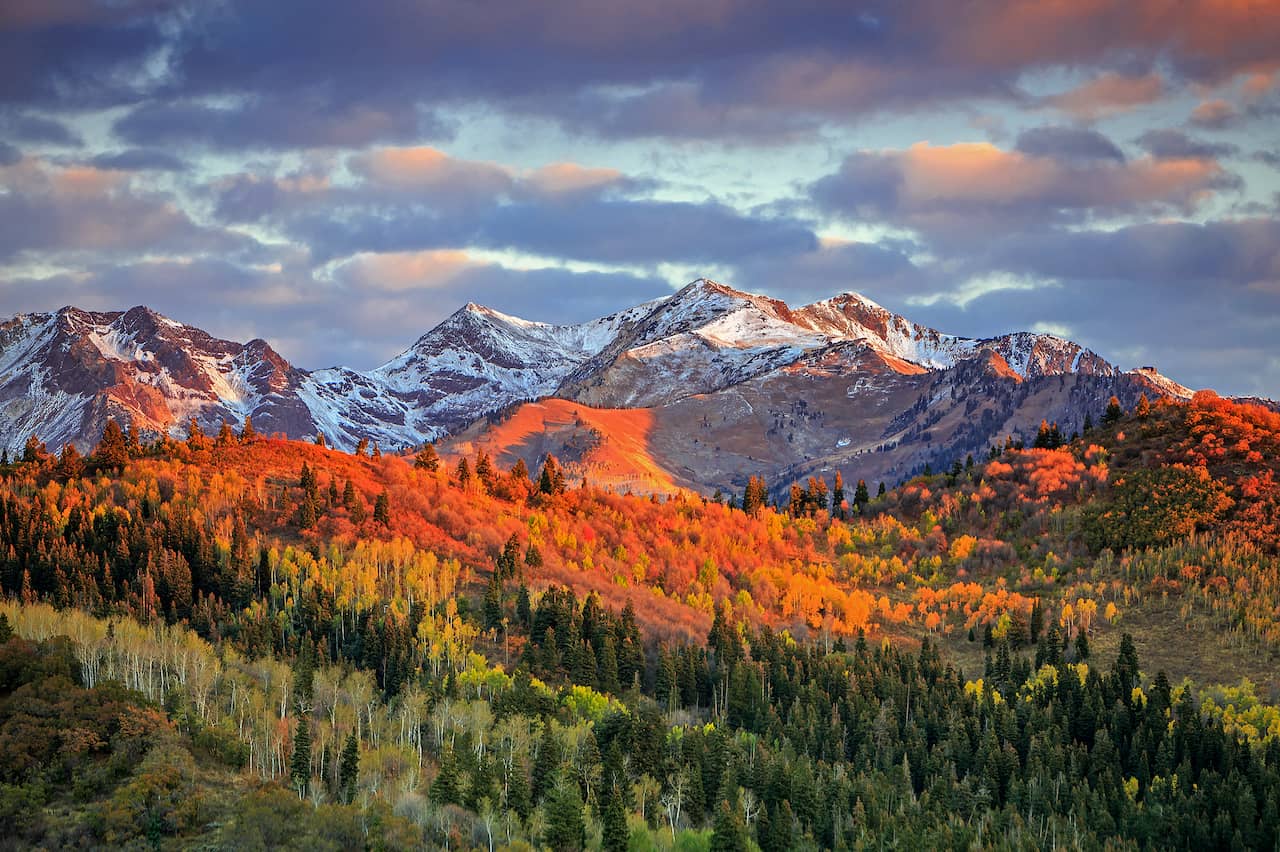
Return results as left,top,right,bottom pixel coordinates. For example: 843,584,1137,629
4,5,1280,851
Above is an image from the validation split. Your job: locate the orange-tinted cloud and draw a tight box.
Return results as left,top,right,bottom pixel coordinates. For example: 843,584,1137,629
1045,72,1165,121
813,139,1240,242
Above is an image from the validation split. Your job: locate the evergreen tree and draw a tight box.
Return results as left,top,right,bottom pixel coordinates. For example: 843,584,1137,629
289,719,312,797
601,781,629,852
1102,395,1124,425
510,457,530,484
431,748,461,805
877,481,886,498
543,782,586,851
216,419,236,447
0,612,11,643
531,725,561,802
710,799,749,852
853,479,870,514
241,414,257,442
484,573,504,630
338,731,359,804
57,443,84,478
314,432,327,448
373,491,391,525
95,419,130,470
186,417,207,451
355,437,369,457
414,443,439,471
1135,392,1151,419
456,457,472,488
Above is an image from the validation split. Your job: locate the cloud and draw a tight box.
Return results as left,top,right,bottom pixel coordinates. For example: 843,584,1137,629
0,111,82,145
347,146,512,200
812,140,1241,243
0,159,254,261
1015,126,1126,162
1135,129,1239,160
89,148,189,172
0,141,20,166
478,198,817,265
1042,72,1165,121
113,97,450,152
1190,98,1239,129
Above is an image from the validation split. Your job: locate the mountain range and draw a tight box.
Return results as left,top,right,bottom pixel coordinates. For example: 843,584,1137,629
0,278,1213,493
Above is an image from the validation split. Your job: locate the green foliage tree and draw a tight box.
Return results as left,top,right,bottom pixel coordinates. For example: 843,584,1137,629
542,781,585,851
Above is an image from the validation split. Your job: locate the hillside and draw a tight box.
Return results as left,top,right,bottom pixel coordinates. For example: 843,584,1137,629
2,392,1280,848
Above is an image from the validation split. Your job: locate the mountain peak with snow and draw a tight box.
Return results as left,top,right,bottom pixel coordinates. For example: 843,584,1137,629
0,280,1218,458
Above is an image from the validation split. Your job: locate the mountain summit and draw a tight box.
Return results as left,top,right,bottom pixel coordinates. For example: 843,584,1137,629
1,281,1199,489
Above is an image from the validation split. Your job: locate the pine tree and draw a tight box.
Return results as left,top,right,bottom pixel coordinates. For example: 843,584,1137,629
456,457,472,488
371,441,381,459
95,420,130,470
484,573,504,630
539,454,566,495
338,731,359,804
742,476,769,516
853,479,870,514
510,457,530,483
241,414,257,442
58,443,84,478
414,444,439,471
216,419,236,447
831,470,845,518
186,417,207,451
1135,393,1151,419
710,799,749,852
1102,396,1124,425
431,748,461,805
877,481,886,497
373,491,391,525
531,725,561,802
602,782,629,852
355,437,369,457
0,612,12,643
290,718,312,797
314,432,327,448
543,782,586,851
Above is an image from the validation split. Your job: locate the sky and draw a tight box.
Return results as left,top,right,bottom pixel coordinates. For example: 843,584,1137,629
1,1,1278,396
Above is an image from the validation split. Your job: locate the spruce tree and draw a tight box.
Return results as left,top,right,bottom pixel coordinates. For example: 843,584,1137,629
373,491,391,525
96,419,130,470
1102,396,1124,425
241,414,257,442
543,782,586,851
290,719,312,797
853,479,870,514
338,731,359,804
602,782,629,852
414,443,439,471
710,799,749,852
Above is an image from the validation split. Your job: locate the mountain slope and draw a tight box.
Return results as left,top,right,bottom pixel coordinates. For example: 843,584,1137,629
0,280,1224,469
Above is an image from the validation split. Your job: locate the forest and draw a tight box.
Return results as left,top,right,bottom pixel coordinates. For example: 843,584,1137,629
1,390,1279,849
